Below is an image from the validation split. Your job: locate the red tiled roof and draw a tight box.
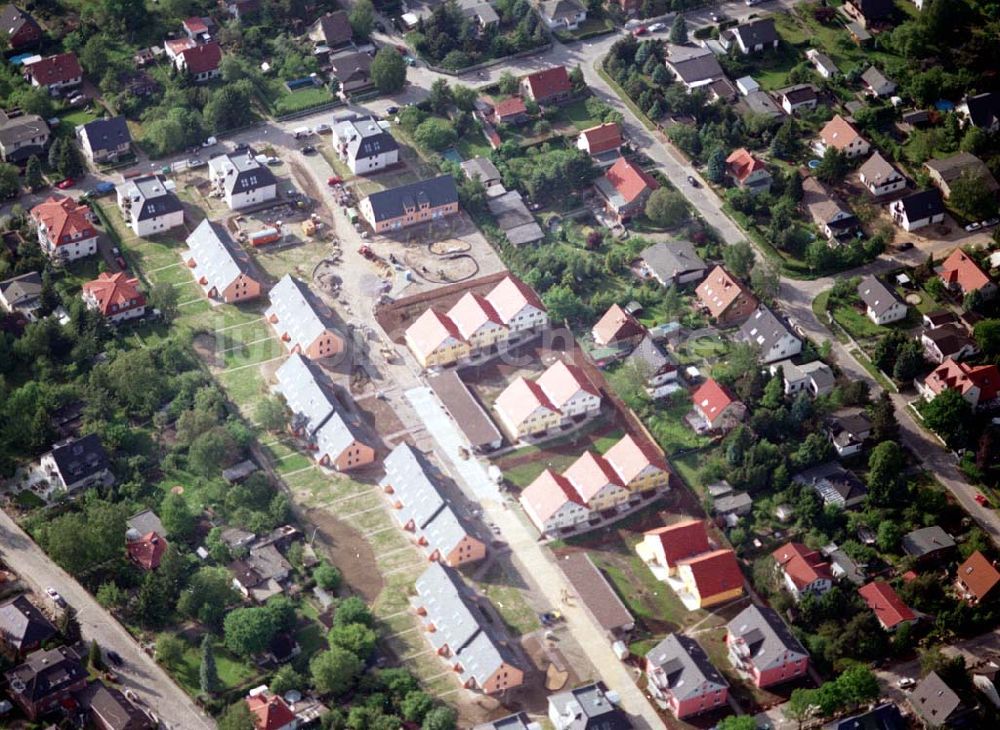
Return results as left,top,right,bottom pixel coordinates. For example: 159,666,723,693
126,531,167,571
858,581,915,629
679,549,744,599
521,469,585,523
956,550,1000,602
26,52,82,86
643,519,709,567
178,42,221,74
772,542,832,591
536,359,600,408
30,196,96,246
695,265,757,319
580,122,623,155
563,451,623,502
82,272,145,317
247,693,296,730
692,378,737,427
592,303,645,346
493,96,527,118
940,249,993,294
726,148,767,183
603,157,660,205
819,114,864,151
604,433,669,485
183,16,209,33
923,358,1000,403
522,66,572,100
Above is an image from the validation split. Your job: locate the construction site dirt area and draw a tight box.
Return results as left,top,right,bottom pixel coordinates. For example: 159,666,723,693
304,506,384,603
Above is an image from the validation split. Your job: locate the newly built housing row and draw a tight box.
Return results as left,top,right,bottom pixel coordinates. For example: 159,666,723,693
266,274,345,360
494,359,601,439
404,274,549,368
184,219,262,304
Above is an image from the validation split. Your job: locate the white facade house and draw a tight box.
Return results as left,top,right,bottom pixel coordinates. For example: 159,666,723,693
890,189,946,232
539,0,587,30
857,276,907,325
858,152,907,197
208,151,277,210
331,115,400,174
738,306,802,364
117,175,185,237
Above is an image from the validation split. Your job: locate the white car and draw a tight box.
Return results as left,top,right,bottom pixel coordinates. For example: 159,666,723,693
314,123,331,133
45,587,65,607
647,22,666,31
202,136,218,147
965,222,983,232
898,677,916,690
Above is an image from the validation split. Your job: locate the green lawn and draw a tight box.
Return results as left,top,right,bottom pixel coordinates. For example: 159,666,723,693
456,134,494,161
831,303,886,340
476,558,541,637
267,83,336,116
647,399,711,455
169,635,259,696
551,98,603,132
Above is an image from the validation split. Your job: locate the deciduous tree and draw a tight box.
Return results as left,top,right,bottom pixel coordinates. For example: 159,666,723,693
310,647,363,696
371,47,406,94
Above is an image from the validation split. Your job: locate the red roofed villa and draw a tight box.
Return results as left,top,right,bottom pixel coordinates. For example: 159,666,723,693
126,531,168,571
773,543,833,602
577,122,623,157
690,378,745,432
858,581,916,631
246,691,297,730
726,148,772,193
919,357,1000,409
956,550,1000,604
82,272,146,324
638,519,711,575
175,42,222,82
31,196,98,263
595,157,660,223
24,52,82,94
938,249,996,297
519,66,572,105
695,265,758,326
676,549,745,609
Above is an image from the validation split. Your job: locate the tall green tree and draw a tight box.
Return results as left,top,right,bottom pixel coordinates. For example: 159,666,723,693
669,14,688,44
200,636,221,694
722,241,756,279
349,0,376,38
310,647,363,696
645,188,689,228
24,155,44,191
161,491,196,540
370,47,406,94
867,441,907,506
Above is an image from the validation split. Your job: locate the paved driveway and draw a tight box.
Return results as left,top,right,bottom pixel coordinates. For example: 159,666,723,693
0,509,214,730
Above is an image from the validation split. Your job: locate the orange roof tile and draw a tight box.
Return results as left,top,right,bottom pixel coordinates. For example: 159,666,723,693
26,52,82,86
493,96,527,118
521,469,585,523
126,531,167,571
643,519,710,567
923,358,1000,403
82,272,145,317
603,157,660,204
940,249,993,294
246,693,297,730
179,42,221,74
31,196,96,247
726,148,767,183
858,581,915,629
819,114,864,151
692,378,737,427
679,549,744,599
604,433,669,485
580,122,623,155
695,266,757,319
592,303,645,346
522,66,571,100
772,543,832,591
956,550,1000,602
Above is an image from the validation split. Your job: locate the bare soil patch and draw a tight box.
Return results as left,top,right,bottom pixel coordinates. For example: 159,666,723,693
303,507,383,602
193,333,220,368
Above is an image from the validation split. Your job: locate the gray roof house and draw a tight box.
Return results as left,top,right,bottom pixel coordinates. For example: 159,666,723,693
861,66,896,97
548,681,632,730
487,190,544,245
644,633,728,711
473,713,540,730
796,462,868,508
41,434,113,492
265,274,343,359
902,526,956,561
127,509,165,538
723,17,779,54
802,176,859,240
858,151,906,197
910,672,976,727
118,174,184,227
821,543,867,586
626,335,679,398
0,595,57,655
639,241,707,287
665,45,726,91
925,152,1000,198
805,48,840,78
362,175,459,225
0,110,49,164
381,443,485,566
329,52,374,96
769,359,836,397
230,543,292,602
460,157,503,188
0,271,42,320
714,491,753,518
737,305,802,364
857,275,907,325
208,151,277,210
539,0,587,30
414,562,523,693
76,116,131,163
331,115,399,174
184,219,261,303
726,604,809,685
826,411,873,458
309,10,354,48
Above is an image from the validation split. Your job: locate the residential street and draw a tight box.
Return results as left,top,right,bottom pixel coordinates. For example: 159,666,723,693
0,509,214,730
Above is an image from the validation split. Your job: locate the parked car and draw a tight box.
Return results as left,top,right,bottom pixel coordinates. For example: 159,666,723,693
202,136,218,147
386,105,399,115
45,587,65,607
328,176,343,186
188,158,206,168
687,175,700,187
233,143,250,152
710,12,726,22
314,123,331,133
898,677,916,689
301,145,317,155
966,222,983,232
895,241,914,251
93,181,116,195
265,156,281,165
631,25,648,36
56,178,75,189
647,22,665,31
106,650,123,666
983,218,999,228
976,492,989,506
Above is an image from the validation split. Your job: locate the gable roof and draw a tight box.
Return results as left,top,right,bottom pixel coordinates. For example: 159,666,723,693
247,692,296,730
858,581,914,629
956,550,1000,602
127,531,168,570
857,275,902,318
329,52,373,91
209,151,277,195
861,66,893,91
521,66,571,99
726,148,768,184
75,679,152,730
0,111,49,158
484,274,546,324
266,274,336,353
849,0,894,19
83,272,145,316
274,353,336,436
678,548,743,598
902,525,956,558
460,156,502,185
521,468,585,523
925,152,1000,191
26,52,82,86
121,174,183,221
536,359,599,409
364,175,458,222
5,646,86,703
563,451,623,502
643,519,710,566
640,240,706,281
833,703,905,730
592,303,645,345
626,334,675,379
31,196,95,244
406,307,463,357
548,682,632,730
666,46,725,85
604,433,669,484
923,358,1000,402
447,291,503,339
80,116,131,153
178,42,222,74
961,92,1000,129
692,378,738,426
910,672,964,726
0,596,57,652
579,122,622,154
895,189,944,220
1,272,43,308
726,604,807,671
601,157,660,204
0,4,40,42
729,17,779,47
186,219,255,296
492,95,528,118
541,0,585,19
495,376,558,427
772,542,832,590
819,114,864,151
738,305,798,355
48,434,110,485
696,265,757,318
858,151,902,186
645,633,728,701
940,249,993,294
313,10,353,46
778,84,817,105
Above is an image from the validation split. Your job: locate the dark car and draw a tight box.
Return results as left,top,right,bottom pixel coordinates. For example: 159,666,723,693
301,145,317,155
386,105,399,115
106,650,123,666
234,143,250,152
687,175,700,187
895,241,914,251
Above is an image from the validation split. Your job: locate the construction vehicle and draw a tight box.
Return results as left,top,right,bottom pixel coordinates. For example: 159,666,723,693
301,218,317,237
249,226,282,247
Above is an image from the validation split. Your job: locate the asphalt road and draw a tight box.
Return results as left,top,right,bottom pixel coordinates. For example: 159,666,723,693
0,509,214,730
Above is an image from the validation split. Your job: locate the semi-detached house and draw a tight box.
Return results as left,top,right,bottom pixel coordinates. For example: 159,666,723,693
77,116,132,164
274,353,375,471
31,196,98,263
184,219,262,303
5,647,88,720
381,443,485,566
727,604,809,688
494,359,601,438
208,151,277,210
266,274,344,359
359,175,459,233
645,634,729,719
414,562,524,694
117,174,185,237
